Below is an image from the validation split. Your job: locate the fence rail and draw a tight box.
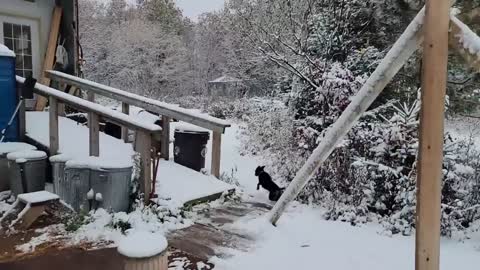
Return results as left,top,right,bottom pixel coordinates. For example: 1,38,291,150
45,70,230,178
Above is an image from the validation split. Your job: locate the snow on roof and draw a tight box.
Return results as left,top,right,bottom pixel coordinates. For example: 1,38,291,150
0,44,15,57
0,142,36,156
26,112,134,164
117,231,168,258
65,156,133,170
155,160,233,206
18,191,59,204
209,75,243,83
451,15,480,56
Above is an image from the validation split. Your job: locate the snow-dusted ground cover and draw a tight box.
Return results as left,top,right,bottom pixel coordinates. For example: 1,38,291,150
213,203,480,270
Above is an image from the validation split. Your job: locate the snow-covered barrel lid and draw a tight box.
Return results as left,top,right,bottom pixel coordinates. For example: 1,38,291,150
117,231,168,259
0,43,15,58
65,156,133,170
174,123,210,135
7,150,47,163
0,142,37,156
49,153,73,163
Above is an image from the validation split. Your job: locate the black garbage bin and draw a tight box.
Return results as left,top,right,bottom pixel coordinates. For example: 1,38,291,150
174,126,210,172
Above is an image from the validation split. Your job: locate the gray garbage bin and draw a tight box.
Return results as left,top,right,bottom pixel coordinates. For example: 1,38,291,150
50,154,72,202
64,163,91,212
0,143,37,191
174,125,210,172
7,150,47,195
90,163,133,212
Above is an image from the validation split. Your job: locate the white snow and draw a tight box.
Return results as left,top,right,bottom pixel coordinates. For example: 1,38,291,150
95,193,103,201
7,150,47,162
87,189,95,200
26,112,134,164
155,160,233,206
175,123,209,133
49,154,73,163
0,142,36,155
65,156,132,170
0,43,15,57
451,15,480,56
117,231,168,258
213,203,480,270
17,191,59,204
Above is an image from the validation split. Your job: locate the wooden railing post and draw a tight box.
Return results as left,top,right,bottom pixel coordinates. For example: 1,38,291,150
122,102,130,143
136,131,152,203
18,96,26,141
89,112,100,157
49,97,59,155
161,116,170,160
211,131,222,178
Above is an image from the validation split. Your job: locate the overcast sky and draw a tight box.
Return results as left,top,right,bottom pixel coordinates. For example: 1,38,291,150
175,0,225,21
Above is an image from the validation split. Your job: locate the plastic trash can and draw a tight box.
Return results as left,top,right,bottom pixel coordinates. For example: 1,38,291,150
0,44,18,142
90,161,133,212
0,143,37,191
7,150,47,195
174,125,210,172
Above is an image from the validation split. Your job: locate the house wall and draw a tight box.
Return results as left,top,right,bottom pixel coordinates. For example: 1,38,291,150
0,0,57,75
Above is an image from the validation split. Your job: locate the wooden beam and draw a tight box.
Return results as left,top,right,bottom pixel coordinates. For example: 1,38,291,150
211,131,221,178
415,1,450,270
49,97,59,155
89,112,100,157
35,6,62,111
137,131,152,203
122,102,130,143
161,116,170,160
449,16,480,72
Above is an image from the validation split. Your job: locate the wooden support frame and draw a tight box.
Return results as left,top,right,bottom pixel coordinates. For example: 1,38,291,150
415,1,450,270
211,131,222,178
49,97,59,155
136,131,152,203
161,116,170,160
89,112,100,157
35,6,63,111
122,102,130,143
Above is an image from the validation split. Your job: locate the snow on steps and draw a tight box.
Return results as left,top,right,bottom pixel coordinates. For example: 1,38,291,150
167,201,271,260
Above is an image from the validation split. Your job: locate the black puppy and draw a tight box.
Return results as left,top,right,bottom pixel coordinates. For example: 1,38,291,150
255,166,284,201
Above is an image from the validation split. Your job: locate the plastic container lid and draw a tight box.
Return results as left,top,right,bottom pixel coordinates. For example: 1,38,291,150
174,123,210,135
7,150,47,163
117,231,168,258
65,156,133,170
0,142,37,156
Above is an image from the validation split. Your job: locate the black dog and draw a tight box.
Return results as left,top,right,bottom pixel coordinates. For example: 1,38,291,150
255,166,284,201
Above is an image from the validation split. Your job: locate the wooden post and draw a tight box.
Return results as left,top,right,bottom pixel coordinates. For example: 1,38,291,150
415,1,450,270
49,97,59,155
35,6,62,111
161,116,170,160
137,131,152,203
122,102,130,143
211,131,222,178
87,91,95,102
18,97,26,141
89,112,100,157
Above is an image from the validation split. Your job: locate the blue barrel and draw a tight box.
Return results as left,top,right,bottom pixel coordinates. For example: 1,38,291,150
0,44,18,142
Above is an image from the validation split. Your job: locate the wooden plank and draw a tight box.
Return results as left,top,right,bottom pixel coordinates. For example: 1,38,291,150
35,6,63,111
19,205,46,229
17,76,161,133
415,1,450,270
89,112,100,157
49,97,59,155
122,102,130,143
137,131,152,203
211,131,221,178
161,116,170,160
45,71,231,133
18,98,26,141
449,16,480,72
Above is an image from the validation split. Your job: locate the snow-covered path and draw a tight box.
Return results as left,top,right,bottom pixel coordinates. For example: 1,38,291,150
214,123,480,270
